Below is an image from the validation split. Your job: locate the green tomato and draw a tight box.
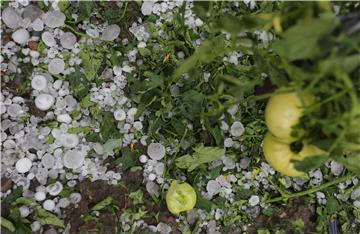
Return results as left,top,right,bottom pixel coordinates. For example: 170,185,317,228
166,180,197,215
263,132,325,177
265,92,312,142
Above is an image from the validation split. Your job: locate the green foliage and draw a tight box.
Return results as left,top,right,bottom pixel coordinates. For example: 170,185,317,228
35,207,65,228
116,147,136,170
1,217,15,232
7,208,32,234
213,14,267,35
129,190,144,205
325,197,340,214
2,187,23,205
176,145,225,171
102,138,122,155
78,1,95,22
91,197,114,211
192,1,210,20
194,191,213,212
273,13,339,61
80,46,104,81
100,112,121,143
173,35,227,78
291,155,329,173
336,153,360,174
66,66,90,100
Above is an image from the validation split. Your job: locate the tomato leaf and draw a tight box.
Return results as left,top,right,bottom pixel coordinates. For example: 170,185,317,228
35,207,65,228
326,197,340,214
213,14,266,35
80,46,103,81
195,190,213,212
291,155,328,173
192,1,210,20
1,217,15,232
173,35,227,78
176,145,225,171
102,138,122,155
91,196,114,211
336,153,360,174
272,13,339,61
66,66,90,100
100,112,121,143
116,148,136,170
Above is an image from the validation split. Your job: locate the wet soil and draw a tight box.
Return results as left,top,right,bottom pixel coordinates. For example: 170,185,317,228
63,168,177,234
249,198,316,234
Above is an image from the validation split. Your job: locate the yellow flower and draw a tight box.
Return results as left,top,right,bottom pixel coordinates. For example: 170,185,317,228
163,53,171,64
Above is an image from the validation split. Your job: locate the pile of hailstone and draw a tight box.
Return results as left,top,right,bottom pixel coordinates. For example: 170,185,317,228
0,2,133,232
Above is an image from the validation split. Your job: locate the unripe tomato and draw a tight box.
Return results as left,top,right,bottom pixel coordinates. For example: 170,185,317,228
166,180,197,215
265,92,312,142
263,132,325,177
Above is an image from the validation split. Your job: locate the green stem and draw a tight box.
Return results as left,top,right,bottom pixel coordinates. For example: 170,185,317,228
265,173,355,203
118,2,128,22
64,24,87,37
246,87,294,102
268,178,289,196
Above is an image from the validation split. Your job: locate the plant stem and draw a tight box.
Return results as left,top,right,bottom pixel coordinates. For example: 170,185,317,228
64,24,87,37
265,173,355,203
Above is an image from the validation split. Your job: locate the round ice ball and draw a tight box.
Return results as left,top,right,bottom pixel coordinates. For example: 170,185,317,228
35,94,55,111
41,31,56,47
2,7,22,29
48,58,65,75
60,32,76,49
101,24,120,41
43,199,55,211
12,28,30,44
31,75,48,91
147,143,166,160
44,11,65,28
63,150,85,169
46,181,63,196
16,158,32,173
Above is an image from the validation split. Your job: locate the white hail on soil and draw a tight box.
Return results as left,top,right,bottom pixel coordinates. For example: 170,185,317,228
249,195,260,206
230,121,245,137
60,32,77,49
42,31,57,47
44,11,65,28
101,24,121,41
35,94,55,111
147,143,166,160
31,75,48,91
48,58,65,75
12,28,30,44
15,158,32,173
